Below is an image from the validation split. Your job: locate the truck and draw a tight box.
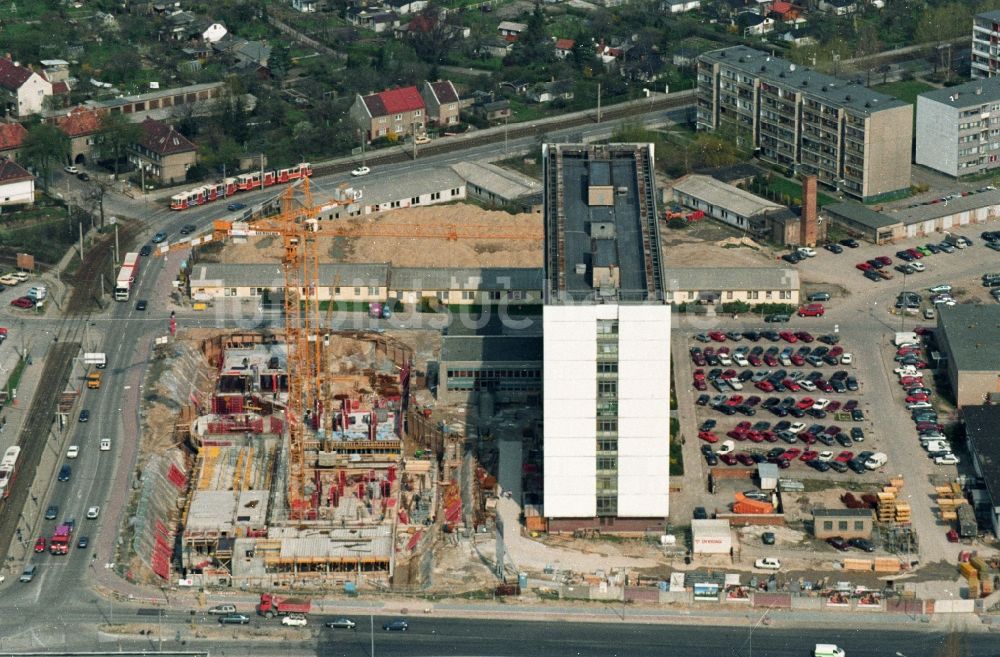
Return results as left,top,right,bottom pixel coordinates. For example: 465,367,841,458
893,331,919,347
257,593,311,618
49,523,72,555
815,645,845,657
86,371,102,389
957,503,978,539
83,352,107,369
114,252,141,301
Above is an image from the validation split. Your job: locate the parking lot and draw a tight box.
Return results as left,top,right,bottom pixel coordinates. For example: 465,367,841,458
673,222,1000,569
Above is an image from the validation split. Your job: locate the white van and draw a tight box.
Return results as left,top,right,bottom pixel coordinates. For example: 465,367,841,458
26,286,46,301
815,644,845,657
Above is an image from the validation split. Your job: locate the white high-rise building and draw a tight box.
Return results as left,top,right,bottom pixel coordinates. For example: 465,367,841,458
542,143,672,532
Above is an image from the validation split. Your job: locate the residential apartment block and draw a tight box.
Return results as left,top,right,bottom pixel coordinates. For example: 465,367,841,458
129,118,197,184
916,77,1000,177
972,10,1000,80
542,143,671,532
696,46,912,201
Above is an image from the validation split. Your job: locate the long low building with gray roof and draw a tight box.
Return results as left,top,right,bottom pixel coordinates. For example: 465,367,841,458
187,262,542,307
662,267,800,305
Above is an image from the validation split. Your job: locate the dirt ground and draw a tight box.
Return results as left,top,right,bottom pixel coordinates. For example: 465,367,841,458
218,204,544,268
660,221,782,269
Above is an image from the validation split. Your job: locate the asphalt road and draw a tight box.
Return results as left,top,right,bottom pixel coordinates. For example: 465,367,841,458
0,611,990,656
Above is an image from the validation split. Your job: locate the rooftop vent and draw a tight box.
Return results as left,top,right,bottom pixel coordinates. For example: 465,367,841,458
575,263,587,275
865,102,872,108
779,71,785,78
789,63,796,71
822,85,828,92
801,80,808,87
845,95,852,101
761,65,766,72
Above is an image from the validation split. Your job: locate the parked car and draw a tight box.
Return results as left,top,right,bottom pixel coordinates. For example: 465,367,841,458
848,538,875,552
383,619,409,631
282,614,308,627
797,303,825,317
219,614,251,625
325,618,358,630
826,536,850,551
754,557,781,570
351,166,372,177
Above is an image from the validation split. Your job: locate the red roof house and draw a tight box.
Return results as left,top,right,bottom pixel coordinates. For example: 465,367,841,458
0,123,27,157
351,86,428,141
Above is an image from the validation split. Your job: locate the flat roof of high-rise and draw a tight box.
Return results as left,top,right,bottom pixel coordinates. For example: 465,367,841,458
699,46,908,116
542,143,664,304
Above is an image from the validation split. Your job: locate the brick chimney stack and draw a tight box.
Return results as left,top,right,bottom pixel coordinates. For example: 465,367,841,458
800,175,818,247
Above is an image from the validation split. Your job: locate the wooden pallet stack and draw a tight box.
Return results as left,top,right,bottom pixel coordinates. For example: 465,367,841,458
936,482,966,523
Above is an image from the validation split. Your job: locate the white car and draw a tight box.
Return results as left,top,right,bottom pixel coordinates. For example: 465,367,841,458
798,380,817,392
925,441,952,454
928,284,952,294
282,614,308,627
811,399,830,411
64,165,79,174
100,438,111,451
934,453,960,465
717,440,736,456
909,262,926,272
86,506,100,519
864,452,887,470
894,366,918,376
727,378,744,391
840,353,853,365
66,445,79,459
413,134,431,145
754,557,781,570
818,451,834,462
718,353,733,366
797,247,817,258
907,401,933,410
788,422,806,434
350,166,371,177
733,354,749,367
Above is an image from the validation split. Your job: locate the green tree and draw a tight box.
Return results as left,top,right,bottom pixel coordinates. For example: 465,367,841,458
915,3,973,43
96,112,143,178
22,123,69,191
506,2,554,66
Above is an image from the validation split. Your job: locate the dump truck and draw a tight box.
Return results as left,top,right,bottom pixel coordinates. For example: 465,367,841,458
257,593,311,618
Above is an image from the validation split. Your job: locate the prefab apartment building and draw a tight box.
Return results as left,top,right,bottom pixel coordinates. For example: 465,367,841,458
696,46,912,202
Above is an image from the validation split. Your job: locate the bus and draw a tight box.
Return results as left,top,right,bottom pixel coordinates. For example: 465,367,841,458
0,446,20,499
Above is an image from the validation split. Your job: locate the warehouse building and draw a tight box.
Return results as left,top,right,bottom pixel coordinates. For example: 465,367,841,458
697,46,912,201
450,161,542,211
821,202,903,244
669,174,808,245
960,405,1000,538
662,267,799,305
936,305,1000,407
884,190,1000,239
542,143,672,532
916,77,1000,177
439,334,543,401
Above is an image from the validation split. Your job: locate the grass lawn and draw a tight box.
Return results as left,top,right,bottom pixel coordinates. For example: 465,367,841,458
759,176,839,207
871,80,936,106
0,202,82,265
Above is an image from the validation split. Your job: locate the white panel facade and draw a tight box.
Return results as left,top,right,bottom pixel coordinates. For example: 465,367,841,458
915,96,958,177
615,305,671,518
543,306,599,518
0,178,34,205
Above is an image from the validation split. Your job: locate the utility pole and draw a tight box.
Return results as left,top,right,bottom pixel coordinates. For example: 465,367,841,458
370,613,375,657
504,116,508,155
114,224,119,264
597,82,602,123
78,221,84,259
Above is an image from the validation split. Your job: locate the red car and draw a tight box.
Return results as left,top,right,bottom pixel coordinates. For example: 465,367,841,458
900,376,923,386
747,431,765,443
796,397,815,410
721,369,737,380
693,369,706,381
794,331,815,343
720,453,739,466
799,432,817,445
727,429,747,440
699,431,720,443
755,380,775,392
816,379,833,393
708,331,727,342
947,529,959,543
735,453,755,466
694,379,707,391
797,304,825,317
916,421,943,432
34,537,46,553
800,450,819,461
856,262,873,271
907,248,923,259
843,400,858,411
735,421,752,432
835,450,854,463
761,431,779,442
826,401,842,412
726,395,745,407
876,255,892,266
779,331,798,343
10,297,33,309
906,394,929,403
782,378,801,392
828,346,844,357
783,448,802,460
790,354,806,366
